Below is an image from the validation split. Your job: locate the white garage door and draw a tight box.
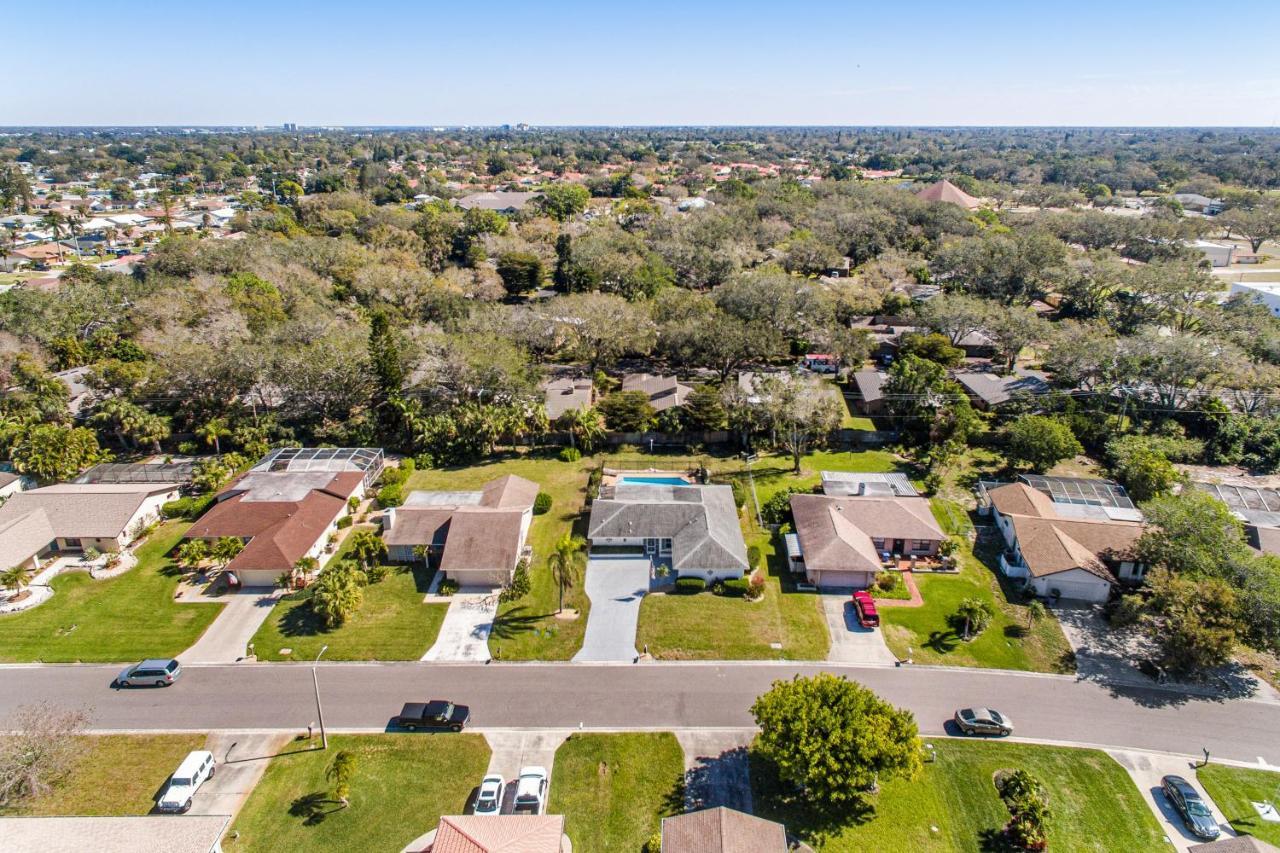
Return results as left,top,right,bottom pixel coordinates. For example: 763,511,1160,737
1038,577,1108,603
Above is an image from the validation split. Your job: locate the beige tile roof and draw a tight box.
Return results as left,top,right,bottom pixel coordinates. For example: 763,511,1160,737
0,483,177,541
480,475,540,509
0,814,230,853
661,807,788,852
991,483,1141,582
0,508,57,568
425,814,566,853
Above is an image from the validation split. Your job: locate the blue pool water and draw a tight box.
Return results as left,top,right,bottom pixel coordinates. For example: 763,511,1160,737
620,476,690,486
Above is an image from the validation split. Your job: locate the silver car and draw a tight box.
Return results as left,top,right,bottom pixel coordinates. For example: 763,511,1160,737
116,658,182,688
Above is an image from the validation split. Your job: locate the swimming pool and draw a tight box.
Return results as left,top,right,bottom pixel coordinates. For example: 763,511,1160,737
620,476,691,486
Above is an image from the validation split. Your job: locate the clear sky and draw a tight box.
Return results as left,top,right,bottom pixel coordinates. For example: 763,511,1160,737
5,0,1280,126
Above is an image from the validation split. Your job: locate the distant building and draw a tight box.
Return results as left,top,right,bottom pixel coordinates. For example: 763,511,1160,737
915,179,981,210
1228,281,1280,317
456,191,542,214
621,373,694,413
1188,239,1235,267
1173,193,1223,215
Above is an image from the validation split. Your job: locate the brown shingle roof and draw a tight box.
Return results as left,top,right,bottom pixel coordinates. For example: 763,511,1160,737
991,483,1141,582
384,508,454,548
661,807,788,853
437,509,525,577
480,475,539,509
790,493,946,570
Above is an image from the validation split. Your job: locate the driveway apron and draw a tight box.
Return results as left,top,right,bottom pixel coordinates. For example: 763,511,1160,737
422,593,498,662
181,588,281,664
821,593,897,664
1107,749,1236,851
573,557,651,662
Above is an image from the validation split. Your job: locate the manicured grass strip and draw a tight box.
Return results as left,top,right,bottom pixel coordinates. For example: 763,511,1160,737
1198,764,1280,845
0,521,223,663
227,734,489,853
249,563,447,661
753,739,1165,852
549,732,684,852
0,734,206,816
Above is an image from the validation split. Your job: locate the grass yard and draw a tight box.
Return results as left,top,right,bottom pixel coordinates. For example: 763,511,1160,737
407,453,593,661
753,739,1165,852
227,734,489,853
548,733,684,852
1198,764,1280,845
248,562,447,661
0,734,206,816
0,521,224,663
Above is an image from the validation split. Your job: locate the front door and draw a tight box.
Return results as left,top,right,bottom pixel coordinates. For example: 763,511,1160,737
893,539,905,555
644,538,658,556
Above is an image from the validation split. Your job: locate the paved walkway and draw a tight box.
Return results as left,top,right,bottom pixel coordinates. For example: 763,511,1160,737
873,568,923,608
1107,749,1236,851
820,594,897,665
188,731,293,818
423,593,498,662
573,557,651,662
181,588,281,664
675,729,755,814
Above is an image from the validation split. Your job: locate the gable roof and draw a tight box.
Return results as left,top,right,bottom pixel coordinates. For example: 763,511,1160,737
425,814,566,853
620,373,694,412
0,483,177,542
438,509,526,574
661,807,788,853
953,371,1050,407
480,475,540,509
541,377,592,420
0,509,57,568
852,369,886,404
588,484,748,574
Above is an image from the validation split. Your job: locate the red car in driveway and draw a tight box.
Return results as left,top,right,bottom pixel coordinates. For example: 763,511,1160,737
851,590,879,628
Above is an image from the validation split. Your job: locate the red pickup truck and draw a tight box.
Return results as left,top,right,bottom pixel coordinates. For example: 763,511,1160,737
851,590,879,628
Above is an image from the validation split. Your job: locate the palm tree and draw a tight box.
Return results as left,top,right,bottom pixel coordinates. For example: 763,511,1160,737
211,537,244,570
346,530,386,570
565,406,606,453
291,556,318,588
955,597,994,641
39,211,65,262
325,750,358,807
176,539,209,572
1025,599,1047,632
196,417,231,455
2,565,33,596
547,533,586,614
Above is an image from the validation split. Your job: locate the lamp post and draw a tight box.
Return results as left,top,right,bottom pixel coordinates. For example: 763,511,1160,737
312,645,329,749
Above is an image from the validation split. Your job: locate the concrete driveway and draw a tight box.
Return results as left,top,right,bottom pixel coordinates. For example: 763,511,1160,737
181,588,281,664
573,557,650,662
676,729,755,814
423,593,498,662
1107,750,1236,851
821,593,896,665
481,730,568,815
188,731,293,818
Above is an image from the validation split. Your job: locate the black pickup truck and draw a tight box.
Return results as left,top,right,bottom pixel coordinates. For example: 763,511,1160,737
390,699,471,732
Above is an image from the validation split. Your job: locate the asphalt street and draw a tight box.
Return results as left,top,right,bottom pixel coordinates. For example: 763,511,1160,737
3,662,1278,766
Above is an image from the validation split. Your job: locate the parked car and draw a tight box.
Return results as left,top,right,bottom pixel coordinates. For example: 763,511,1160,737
851,590,879,628
954,707,1013,736
513,766,548,814
474,774,505,816
1161,775,1221,840
116,658,182,688
156,750,215,813
390,700,470,732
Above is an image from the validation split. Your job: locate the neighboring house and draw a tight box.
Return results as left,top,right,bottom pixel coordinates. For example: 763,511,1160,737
1189,837,1280,853
737,370,832,407
186,448,382,586
1190,481,1280,557
409,814,570,852
915,179,981,210
621,373,695,413
0,815,231,853
801,353,838,373
456,191,542,214
75,461,197,487
0,470,27,501
1188,239,1236,267
982,477,1145,602
1173,193,1224,215
541,376,593,420
587,482,749,581
660,807,788,853
1228,281,1280,318
789,489,946,589
53,365,95,418
0,482,180,572
383,475,538,587
850,369,887,415
953,369,1051,411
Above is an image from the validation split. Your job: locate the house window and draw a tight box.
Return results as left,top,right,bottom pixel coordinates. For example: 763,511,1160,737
660,538,672,554
63,538,82,549
871,539,885,550
912,540,931,552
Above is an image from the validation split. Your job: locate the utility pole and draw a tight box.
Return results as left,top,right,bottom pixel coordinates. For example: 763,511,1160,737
312,645,329,749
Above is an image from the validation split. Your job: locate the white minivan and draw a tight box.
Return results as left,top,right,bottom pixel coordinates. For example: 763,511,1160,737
157,750,215,813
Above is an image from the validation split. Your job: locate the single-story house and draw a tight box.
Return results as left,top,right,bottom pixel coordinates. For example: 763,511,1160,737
383,474,538,588
0,470,27,500
455,191,542,215
661,807,788,853
587,482,749,581
621,373,695,413
984,481,1144,602
408,814,569,853
1189,239,1235,267
0,482,180,572
1229,281,1280,318
953,369,1051,411
542,376,593,420
1173,193,1224,215
0,815,231,853
789,492,946,589
737,370,833,407
850,369,887,415
186,454,375,586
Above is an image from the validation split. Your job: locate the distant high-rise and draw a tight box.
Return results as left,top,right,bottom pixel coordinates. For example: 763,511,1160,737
282,122,297,131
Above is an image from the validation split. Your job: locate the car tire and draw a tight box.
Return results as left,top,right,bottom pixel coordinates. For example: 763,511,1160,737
154,680,165,687
450,724,462,733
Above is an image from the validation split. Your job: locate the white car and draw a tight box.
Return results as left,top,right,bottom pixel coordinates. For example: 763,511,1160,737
157,750,215,813
474,774,505,815
513,766,548,814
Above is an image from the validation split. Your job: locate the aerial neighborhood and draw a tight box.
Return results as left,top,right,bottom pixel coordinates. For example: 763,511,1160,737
4,80,1280,853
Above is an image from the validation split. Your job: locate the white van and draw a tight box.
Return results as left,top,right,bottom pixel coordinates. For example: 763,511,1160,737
157,750,215,813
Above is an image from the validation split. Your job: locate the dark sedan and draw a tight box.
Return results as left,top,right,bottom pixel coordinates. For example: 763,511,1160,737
391,699,470,732
1161,775,1220,840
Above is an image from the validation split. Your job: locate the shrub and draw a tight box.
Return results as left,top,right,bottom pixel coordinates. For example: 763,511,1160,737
377,483,404,508
365,565,389,584
747,545,762,570
413,452,434,470
876,572,899,592
760,487,804,525
745,571,766,601
720,577,749,597
400,457,416,476
645,831,663,853
162,493,215,520
335,515,353,529
675,577,707,593
730,479,747,509
533,492,553,515
500,559,532,602
347,496,360,512
439,578,460,596
559,447,582,463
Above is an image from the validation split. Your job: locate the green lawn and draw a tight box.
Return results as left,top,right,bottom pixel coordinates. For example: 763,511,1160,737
549,733,684,852
407,453,594,661
1198,764,1280,845
881,532,1074,673
0,521,224,663
248,562,447,661
227,734,489,853
0,734,206,816
753,739,1165,852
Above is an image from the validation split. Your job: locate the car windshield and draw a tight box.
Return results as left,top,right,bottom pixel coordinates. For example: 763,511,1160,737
959,709,974,719
989,711,1004,723
440,703,454,717
171,777,190,786
165,660,179,672
1186,800,1211,816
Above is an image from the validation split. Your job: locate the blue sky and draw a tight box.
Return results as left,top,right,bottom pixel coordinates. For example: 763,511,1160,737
5,0,1280,126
